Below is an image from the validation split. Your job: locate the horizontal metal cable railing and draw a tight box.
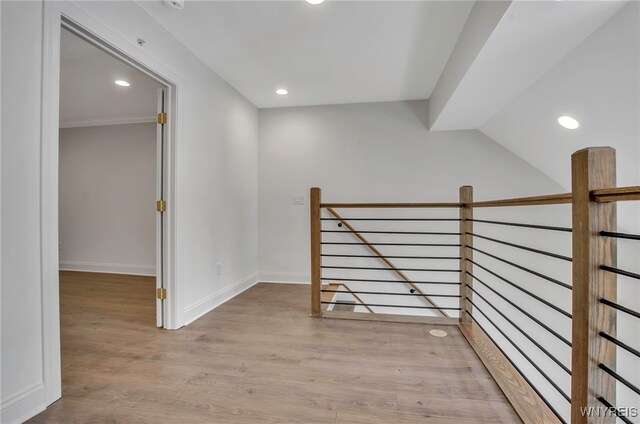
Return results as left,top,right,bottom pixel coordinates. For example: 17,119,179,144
317,204,462,318
462,198,573,424
309,147,640,424
594,218,640,424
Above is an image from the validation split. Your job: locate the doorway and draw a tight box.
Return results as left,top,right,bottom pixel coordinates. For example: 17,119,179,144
39,4,179,407
51,20,174,414
58,26,167,327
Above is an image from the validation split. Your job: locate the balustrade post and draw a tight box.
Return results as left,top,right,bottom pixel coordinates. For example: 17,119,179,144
310,187,322,317
459,186,473,323
571,147,617,424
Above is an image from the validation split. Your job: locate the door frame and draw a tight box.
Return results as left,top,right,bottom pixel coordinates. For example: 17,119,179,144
41,1,181,406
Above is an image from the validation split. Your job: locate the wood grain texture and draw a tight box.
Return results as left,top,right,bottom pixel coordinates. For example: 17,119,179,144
311,187,322,317
321,193,573,210
459,186,473,323
459,322,556,424
466,193,572,208
320,202,461,208
325,207,449,317
570,147,617,424
592,185,640,203
28,273,519,424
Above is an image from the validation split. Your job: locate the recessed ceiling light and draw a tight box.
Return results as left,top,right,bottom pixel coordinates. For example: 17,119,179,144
276,88,288,95
306,0,325,4
558,116,579,130
114,80,131,87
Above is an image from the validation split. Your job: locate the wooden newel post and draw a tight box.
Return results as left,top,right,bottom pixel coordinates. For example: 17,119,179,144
310,187,322,317
459,186,473,323
571,148,617,424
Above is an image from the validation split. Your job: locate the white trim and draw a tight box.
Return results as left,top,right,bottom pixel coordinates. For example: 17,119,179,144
258,271,310,284
41,0,63,409
59,261,156,276
183,273,259,325
59,115,156,128
0,382,45,424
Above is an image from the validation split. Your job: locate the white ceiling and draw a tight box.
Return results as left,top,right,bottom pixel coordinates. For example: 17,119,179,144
136,0,474,108
60,28,161,127
429,0,627,131
481,2,639,191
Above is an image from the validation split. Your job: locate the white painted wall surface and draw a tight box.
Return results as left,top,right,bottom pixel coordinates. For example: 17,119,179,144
1,1,258,421
258,100,565,282
1,2,47,422
59,124,156,276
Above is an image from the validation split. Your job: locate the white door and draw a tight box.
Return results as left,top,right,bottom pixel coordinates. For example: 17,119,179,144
156,87,166,327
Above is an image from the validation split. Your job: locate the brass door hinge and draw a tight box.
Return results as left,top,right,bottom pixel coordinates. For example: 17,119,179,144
156,200,167,212
156,288,167,300
157,112,167,125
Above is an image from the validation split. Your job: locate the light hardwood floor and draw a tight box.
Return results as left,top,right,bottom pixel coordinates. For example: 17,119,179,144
28,271,520,423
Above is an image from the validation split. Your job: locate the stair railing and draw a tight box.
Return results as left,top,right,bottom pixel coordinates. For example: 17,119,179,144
309,146,640,424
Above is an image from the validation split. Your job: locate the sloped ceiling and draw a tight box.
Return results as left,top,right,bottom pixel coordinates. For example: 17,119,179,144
481,2,639,191
428,0,627,131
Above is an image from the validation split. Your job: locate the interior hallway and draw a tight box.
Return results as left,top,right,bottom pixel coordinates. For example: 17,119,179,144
28,272,520,423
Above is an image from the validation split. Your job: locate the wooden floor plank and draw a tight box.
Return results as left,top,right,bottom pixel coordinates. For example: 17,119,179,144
28,272,519,423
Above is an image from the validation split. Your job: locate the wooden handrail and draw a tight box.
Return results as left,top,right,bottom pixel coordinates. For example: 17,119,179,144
325,207,449,317
320,202,461,208
592,185,640,203
320,193,573,210
465,192,572,208
317,186,640,210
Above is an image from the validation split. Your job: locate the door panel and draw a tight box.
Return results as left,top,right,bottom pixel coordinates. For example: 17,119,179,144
156,87,166,328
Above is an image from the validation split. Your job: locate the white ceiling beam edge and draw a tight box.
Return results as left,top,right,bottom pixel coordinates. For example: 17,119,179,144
428,1,511,131
428,0,627,132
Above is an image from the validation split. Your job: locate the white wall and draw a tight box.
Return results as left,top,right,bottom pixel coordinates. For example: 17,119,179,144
59,123,156,276
258,100,565,282
1,2,47,422
0,1,258,422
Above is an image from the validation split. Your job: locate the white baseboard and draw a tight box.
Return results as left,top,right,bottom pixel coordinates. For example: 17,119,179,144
59,261,156,276
183,273,258,325
0,381,45,424
258,271,310,284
